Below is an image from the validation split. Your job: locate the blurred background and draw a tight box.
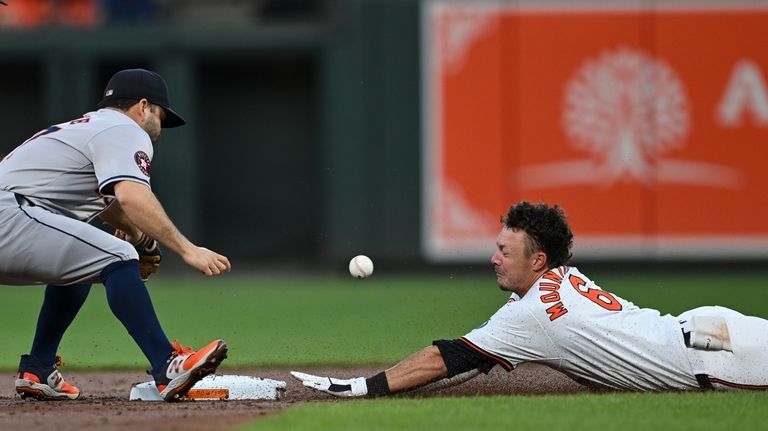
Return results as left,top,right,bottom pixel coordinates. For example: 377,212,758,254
1,0,766,274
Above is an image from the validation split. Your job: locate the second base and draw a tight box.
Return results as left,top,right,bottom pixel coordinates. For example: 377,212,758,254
129,374,287,401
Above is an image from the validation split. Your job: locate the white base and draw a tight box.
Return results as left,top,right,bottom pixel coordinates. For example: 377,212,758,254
129,374,286,401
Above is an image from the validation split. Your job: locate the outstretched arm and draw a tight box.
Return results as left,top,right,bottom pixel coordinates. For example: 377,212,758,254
291,346,451,397
112,180,231,276
382,346,448,392
292,341,494,397
384,346,482,394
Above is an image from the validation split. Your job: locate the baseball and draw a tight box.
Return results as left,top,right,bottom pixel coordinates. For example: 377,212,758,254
349,255,374,279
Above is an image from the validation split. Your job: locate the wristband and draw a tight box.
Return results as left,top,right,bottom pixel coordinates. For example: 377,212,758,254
365,371,390,397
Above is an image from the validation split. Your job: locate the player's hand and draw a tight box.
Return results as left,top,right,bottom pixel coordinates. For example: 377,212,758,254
181,246,231,277
290,371,368,397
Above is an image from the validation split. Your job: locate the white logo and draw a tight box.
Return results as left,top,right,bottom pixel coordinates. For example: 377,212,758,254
517,46,741,189
168,357,182,376
717,60,768,127
105,89,114,96
49,370,63,388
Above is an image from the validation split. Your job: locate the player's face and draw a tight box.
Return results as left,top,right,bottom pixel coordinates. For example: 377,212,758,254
491,227,540,296
142,104,164,143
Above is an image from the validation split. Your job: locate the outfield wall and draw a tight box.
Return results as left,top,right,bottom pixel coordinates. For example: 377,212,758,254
422,0,768,262
1,0,766,266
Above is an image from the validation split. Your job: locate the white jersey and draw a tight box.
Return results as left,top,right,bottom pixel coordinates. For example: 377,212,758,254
463,266,701,391
0,109,153,222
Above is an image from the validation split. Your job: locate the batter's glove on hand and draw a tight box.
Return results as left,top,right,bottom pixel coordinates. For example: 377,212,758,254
290,371,368,397
114,229,162,281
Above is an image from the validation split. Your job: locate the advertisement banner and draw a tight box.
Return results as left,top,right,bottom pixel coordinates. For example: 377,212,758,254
423,1,768,261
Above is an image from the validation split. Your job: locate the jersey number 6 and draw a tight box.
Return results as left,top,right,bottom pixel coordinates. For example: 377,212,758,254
569,274,622,311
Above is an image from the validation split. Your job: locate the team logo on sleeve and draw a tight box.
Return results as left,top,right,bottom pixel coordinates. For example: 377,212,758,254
134,151,152,176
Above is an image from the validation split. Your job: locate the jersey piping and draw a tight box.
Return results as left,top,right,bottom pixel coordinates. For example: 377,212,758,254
459,337,514,371
98,175,151,194
708,377,768,390
18,205,124,260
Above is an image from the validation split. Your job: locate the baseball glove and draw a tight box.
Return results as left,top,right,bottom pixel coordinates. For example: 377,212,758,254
114,229,162,281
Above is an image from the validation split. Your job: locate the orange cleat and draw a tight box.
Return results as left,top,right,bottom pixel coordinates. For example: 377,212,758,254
153,339,228,401
15,355,80,400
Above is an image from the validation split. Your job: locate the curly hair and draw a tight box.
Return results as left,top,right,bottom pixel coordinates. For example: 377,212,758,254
502,201,573,268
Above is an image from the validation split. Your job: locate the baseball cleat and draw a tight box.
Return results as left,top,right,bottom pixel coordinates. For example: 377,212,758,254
153,339,228,401
15,355,80,400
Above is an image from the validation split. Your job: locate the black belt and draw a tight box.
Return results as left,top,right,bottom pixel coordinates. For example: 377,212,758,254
14,193,35,207
696,374,714,390
682,330,691,347
682,329,714,390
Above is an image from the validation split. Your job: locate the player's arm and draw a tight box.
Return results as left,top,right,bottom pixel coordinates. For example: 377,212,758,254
384,345,450,392
291,346,446,397
99,200,142,240
291,339,495,397
112,180,231,276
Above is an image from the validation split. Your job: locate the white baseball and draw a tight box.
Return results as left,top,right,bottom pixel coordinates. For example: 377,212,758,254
349,255,374,279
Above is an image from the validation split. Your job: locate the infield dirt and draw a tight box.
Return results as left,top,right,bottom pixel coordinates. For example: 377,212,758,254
0,364,587,431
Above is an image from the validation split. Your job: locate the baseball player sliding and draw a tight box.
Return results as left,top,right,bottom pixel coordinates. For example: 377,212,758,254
0,69,230,401
293,202,768,396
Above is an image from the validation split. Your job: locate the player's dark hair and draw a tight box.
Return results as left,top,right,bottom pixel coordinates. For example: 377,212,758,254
502,201,573,268
96,98,140,111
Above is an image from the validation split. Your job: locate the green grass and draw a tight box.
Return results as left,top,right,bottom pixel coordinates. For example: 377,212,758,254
0,272,504,370
1,270,767,371
237,392,768,431
3,270,767,430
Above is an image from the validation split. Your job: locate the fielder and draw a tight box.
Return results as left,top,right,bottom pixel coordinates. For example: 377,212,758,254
293,201,768,396
0,68,230,401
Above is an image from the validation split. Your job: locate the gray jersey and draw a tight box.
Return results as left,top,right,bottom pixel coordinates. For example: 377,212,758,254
0,109,153,222
0,109,149,285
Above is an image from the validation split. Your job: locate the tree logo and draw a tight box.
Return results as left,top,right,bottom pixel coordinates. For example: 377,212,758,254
518,46,742,189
